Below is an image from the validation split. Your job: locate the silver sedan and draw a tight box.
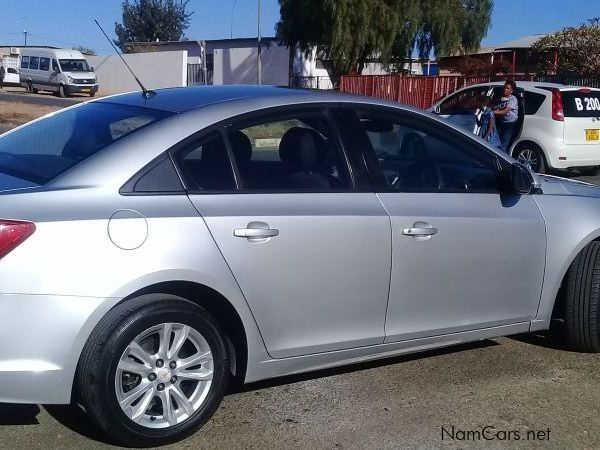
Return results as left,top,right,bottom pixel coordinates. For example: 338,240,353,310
0,86,599,446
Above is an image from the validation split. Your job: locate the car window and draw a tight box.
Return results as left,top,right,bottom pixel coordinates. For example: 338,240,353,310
175,132,236,191
39,58,50,71
524,91,546,115
439,87,491,115
0,103,171,185
20,56,29,69
52,59,59,72
59,59,90,72
29,57,39,70
226,112,351,191
356,110,499,193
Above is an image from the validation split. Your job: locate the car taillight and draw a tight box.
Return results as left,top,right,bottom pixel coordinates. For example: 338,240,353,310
552,89,564,121
0,220,35,259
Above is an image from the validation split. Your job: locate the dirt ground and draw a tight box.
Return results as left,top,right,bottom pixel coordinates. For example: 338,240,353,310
0,101,59,127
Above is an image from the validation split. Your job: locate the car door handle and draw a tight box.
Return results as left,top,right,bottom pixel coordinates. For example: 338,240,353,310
234,228,279,238
403,226,438,237
234,221,279,240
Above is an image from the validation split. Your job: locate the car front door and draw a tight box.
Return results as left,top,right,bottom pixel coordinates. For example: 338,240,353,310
177,106,392,358
436,86,493,133
347,106,546,342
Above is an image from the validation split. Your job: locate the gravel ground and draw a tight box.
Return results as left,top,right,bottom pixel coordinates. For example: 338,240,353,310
1,335,599,449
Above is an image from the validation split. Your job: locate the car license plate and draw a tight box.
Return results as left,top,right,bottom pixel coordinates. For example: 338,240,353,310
81,88,90,92
586,129,599,141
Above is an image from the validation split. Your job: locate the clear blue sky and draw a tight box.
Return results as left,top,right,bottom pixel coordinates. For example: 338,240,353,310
0,0,596,54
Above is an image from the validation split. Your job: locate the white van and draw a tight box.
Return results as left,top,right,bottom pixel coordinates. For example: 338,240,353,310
19,48,98,97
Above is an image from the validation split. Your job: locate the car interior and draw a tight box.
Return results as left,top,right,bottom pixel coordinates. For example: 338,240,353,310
181,118,349,191
360,117,499,192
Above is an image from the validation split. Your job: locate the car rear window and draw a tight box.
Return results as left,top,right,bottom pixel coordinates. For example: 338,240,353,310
524,92,546,115
0,102,172,185
562,90,600,117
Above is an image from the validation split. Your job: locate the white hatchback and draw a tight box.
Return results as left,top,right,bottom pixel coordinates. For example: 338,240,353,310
432,82,600,173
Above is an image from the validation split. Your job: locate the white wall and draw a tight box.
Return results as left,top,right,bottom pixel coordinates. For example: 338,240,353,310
213,45,289,86
87,51,188,94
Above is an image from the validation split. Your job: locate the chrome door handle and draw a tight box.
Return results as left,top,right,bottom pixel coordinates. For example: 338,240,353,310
403,227,438,236
234,228,279,238
403,221,438,238
234,221,279,240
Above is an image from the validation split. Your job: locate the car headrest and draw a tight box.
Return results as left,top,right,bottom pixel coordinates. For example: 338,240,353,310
399,132,429,161
228,130,252,166
279,127,322,172
201,138,227,164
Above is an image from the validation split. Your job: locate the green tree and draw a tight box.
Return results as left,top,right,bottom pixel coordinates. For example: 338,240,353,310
277,0,493,75
533,19,600,77
416,0,492,59
114,0,193,51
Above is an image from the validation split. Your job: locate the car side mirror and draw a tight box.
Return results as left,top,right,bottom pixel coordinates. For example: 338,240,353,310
433,105,441,114
510,163,534,195
90,66,94,72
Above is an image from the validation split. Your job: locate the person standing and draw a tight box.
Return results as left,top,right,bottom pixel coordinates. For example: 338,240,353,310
476,97,502,149
494,80,519,153
0,65,5,90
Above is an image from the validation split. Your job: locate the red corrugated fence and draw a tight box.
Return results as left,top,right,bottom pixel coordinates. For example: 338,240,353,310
339,75,534,109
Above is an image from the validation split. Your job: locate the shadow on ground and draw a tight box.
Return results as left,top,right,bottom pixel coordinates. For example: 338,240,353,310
0,339,498,444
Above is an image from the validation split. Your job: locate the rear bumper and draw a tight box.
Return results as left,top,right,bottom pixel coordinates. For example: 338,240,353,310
0,293,115,404
545,143,600,169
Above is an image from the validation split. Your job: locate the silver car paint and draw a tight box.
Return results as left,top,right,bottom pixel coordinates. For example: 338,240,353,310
188,193,391,358
0,87,598,404
379,192,546,342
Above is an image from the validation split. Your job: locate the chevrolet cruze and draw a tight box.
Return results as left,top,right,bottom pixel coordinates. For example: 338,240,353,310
1,86,600,447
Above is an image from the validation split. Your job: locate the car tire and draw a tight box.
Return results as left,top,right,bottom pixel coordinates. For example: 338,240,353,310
58,85,67,98
89,91,96,98
565,241,600,352
76,294,230,447
513,145,546,174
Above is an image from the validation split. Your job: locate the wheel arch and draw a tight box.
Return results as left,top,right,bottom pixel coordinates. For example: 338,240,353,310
511,139,546,159
120,281,248,384
72,280,249,401
550,235,600,323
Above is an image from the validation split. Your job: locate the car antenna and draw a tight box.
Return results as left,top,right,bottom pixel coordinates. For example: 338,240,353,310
94,19,155,99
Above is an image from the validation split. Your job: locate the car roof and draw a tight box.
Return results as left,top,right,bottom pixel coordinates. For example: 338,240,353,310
463,81,599,91
96,85,325,113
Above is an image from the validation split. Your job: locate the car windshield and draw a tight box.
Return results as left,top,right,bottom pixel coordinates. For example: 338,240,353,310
59,59,91,72
0,102,172,185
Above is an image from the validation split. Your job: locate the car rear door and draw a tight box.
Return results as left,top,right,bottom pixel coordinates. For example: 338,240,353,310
561,88,600,146
177,106,392,359
345,105,546,342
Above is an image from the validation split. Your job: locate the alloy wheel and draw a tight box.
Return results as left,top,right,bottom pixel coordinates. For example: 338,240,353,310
516,148,539,172
115,322,214,429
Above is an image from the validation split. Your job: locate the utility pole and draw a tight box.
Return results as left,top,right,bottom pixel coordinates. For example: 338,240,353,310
201,40,208,85
257,0,261,85
230,0,238,39
23,30,28,47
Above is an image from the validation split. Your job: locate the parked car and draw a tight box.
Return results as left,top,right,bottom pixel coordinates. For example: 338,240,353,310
2,86,600,446
1,66,20,86
431,82,600,173
19,48,98,97
1,55,21,86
